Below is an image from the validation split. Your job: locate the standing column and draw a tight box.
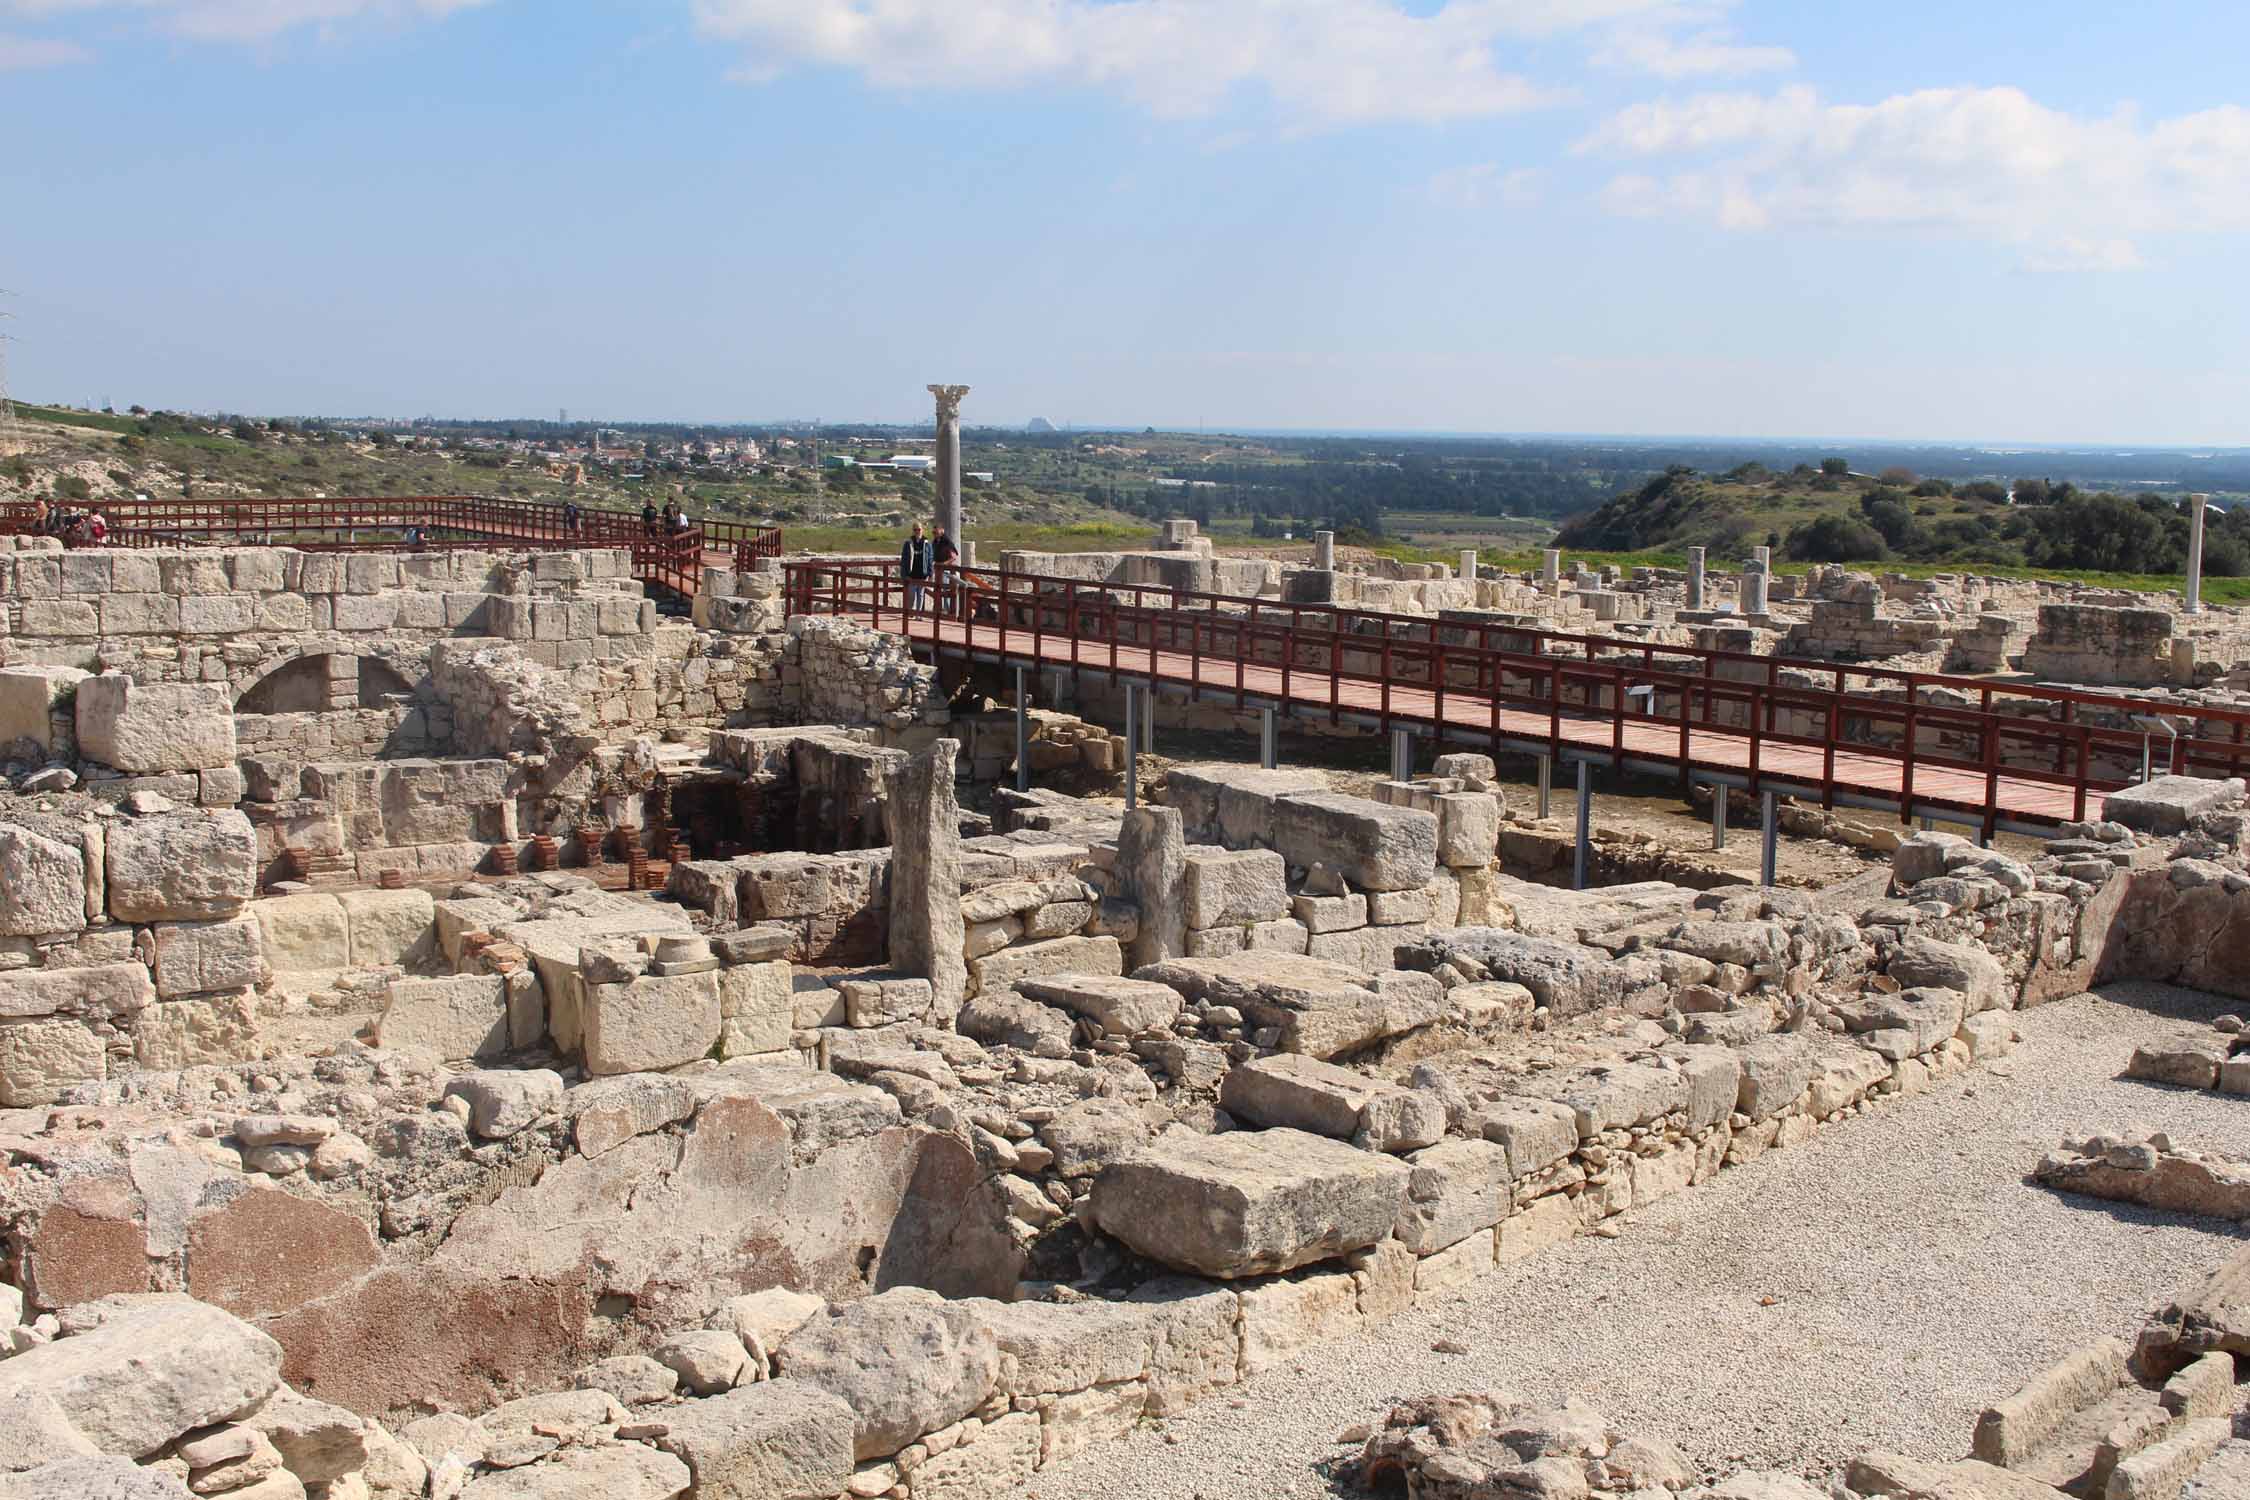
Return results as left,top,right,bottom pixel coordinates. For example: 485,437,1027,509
1686,546,1706,611
1459,550,1479,584
1313,531,1336,570
1542,549,1561,587
2185,493,2209,614
1742,547,1770,615
927,383,970,545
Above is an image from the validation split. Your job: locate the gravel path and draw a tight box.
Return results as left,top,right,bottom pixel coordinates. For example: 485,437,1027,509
1018,984,2250,1500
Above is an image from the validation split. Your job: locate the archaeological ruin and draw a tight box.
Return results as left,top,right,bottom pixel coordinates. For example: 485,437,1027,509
1,506,2248,1500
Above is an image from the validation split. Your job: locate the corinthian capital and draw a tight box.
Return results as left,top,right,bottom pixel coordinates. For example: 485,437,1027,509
927,384,970,420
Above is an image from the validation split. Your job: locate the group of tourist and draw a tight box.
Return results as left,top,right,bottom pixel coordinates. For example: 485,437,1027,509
639,498,695,538
900,520,958,613
27,497,107,548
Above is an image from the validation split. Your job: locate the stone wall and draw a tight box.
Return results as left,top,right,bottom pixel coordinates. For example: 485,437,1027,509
2023,603,2178,687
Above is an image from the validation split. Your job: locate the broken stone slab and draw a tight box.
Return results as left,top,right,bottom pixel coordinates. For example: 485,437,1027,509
1182,847,1288,929
1886,933,2010,1014
456,1442,692,1499
0,1456,197,1498
237,1387,378,1487
1089,1126,1410,1277
1833,986,1969,1061
568,1073,698,1157
650,1380,853,1500
773,1290,999,1462
1160,763,1327,845
1133,952,1439,1060
1473,1097,1579,1180
150,916,268,1000
2139,1240,2250,1372
2126,1038,2231,1090
444,1070,565,1139
968,935,1124,996
1271,792,1439,893
1398,928,1626,1018
886,740,967,1016
1218,1054,1441,1151
0,961,155,1023
0,1391,99,1474
0,1293,283,1459
2103,775,2248,836
1735,1038,1817,1121
1014,974,1183,1037
1970,1337,2130,1468
1115,805,1186,969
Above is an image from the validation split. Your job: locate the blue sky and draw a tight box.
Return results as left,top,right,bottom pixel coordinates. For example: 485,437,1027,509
4,1,2247,443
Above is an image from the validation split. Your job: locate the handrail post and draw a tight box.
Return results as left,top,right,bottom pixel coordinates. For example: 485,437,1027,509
1822,701,1838,808
1900,697,1919,824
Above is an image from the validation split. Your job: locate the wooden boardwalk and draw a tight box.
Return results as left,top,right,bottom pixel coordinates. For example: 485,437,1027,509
886,611,2089,831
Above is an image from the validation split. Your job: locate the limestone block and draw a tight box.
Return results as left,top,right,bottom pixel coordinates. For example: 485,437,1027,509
2103,775,2247,835
1247,917,1309,954
1433,791,1501,868
1395,1138,1511,1254
0,1017,107,1107
1495,1191,1578,1265
1182,848,1288,930
97,592,178,635
20,599,97,634
1292,893,1368,933
0,960,155,1023
1368,887,1435,926
336,888,436,968
1414,1227,1496,1293
0,1390,101,1473
584,971,721,1075
1238,1268,1363,1377
151,915,268,999
719,960,794,1058
0,666,86,755
0,822,88,937
837,973,933,1029
902,1409,1041,1500
252,894,350,974
2126,1039,2229,1090
1271,793,1438,892
1041,1380,1145,1470
0,1456,199,1497
75,677,237,773
968,935,1123,995
1220,1053,1386,1138
458,1444,690,1498
1887,933,2009,1013
1089,1127,1410,1278
1735,1038,1816,1121
1474,1098,1580,1179
1116,805,1186,968
774,1292,999,1461
0,1293,282,1459
106,811,257,923
375,975,511,1061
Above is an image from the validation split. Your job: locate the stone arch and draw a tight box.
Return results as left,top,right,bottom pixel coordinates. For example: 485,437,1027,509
236,653,423,714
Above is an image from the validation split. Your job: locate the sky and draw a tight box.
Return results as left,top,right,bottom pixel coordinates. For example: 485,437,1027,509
3,0,2248,444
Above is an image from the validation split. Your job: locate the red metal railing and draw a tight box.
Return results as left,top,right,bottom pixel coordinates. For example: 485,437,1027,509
0,496,781,599
783,557,2250,833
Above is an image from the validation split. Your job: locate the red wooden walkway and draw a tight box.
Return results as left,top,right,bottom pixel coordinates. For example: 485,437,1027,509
785,559,2250,836
0,496,781,597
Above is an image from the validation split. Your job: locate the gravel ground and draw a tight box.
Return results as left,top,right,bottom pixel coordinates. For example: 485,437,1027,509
1018,984,2250,1500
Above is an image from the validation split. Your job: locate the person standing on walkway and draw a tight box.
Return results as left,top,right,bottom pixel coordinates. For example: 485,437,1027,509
932,524,959,615
641,499,658,537
901,522,933,614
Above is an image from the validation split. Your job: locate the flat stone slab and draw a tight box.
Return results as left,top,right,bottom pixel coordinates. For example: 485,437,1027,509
1271,792,1438,893
1014,974,1183,1037
2104,775,2247,835
1088,1126,1409,1277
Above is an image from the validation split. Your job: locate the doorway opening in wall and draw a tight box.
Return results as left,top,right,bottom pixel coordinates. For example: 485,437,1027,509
658,776,749,863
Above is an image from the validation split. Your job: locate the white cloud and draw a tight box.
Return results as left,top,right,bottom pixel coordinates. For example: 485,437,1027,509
1591,5,1792,79
1580,84,2250,269
0,0,487,44
688,0,1770,128
1425,161,1542,208
0,26,89,62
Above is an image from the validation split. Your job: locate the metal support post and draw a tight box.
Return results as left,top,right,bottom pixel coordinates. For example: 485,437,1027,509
1123,685,1139,810
1390,728,1412,784
1537,755,1552,821
1141,683,1156,752
1711,782,1726,851
1013,666,1029,793
1260,707,1277,770
1571,761,1593,891
1760,790,1778,887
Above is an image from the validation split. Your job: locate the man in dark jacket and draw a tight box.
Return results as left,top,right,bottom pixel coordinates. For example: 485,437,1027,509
902,522,933,613
932,525,959,613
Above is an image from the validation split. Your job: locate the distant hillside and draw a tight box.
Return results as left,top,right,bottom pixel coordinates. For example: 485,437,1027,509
1554,459,2250,577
